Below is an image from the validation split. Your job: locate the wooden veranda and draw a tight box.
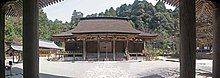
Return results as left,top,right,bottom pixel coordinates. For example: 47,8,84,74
0,0,220,78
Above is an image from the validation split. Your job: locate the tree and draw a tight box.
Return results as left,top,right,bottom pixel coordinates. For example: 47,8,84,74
104,9,111,16
5,9,71,44
70,10,83,28
116,4,132,17
87,13,98,17
98,12,105,16
109,7,116,16
155,1,167,12
5,16,22,43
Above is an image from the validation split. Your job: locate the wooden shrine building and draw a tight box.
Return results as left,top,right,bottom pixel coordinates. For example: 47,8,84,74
6,40,63,63
53,17,157,61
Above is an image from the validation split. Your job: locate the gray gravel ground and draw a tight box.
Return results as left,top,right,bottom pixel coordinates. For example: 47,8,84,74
5,57,212,78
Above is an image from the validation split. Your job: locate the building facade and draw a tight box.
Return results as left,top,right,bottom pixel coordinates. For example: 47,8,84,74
53,17,157,61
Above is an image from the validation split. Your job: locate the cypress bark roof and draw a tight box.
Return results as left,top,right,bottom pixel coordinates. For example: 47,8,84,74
53,17,157,38
71,17,141,34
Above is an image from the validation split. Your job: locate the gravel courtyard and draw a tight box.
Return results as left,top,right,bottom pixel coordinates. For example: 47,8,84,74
5,57,212,78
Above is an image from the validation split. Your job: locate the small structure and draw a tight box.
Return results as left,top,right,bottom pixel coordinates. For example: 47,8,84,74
53,17,157,61
6,40,63,63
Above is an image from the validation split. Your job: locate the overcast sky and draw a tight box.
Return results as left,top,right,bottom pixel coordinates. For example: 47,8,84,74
43,0,175,22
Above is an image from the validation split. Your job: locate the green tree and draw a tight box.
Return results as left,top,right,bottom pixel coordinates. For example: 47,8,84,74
104,9,111,16
116,4,132,17
5,16,22,43
87,13,98,17
109,7,116,16
70,10,83,28
155,1,167,12
98,12,105,16
5,9,71,43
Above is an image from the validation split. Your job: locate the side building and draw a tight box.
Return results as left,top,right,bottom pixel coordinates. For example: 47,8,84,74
5,40,63,63
53,17,157,61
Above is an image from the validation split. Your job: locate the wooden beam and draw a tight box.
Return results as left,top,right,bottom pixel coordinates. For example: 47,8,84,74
213,2,220,78
179,0,196,78
173,0,179,6
0,3,5,78
23,0,39,77
198,3,208,17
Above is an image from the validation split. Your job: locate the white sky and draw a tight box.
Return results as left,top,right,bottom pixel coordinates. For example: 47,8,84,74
43,0,175,22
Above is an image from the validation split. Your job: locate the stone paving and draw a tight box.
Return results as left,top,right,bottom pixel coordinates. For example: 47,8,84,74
4,57,212,78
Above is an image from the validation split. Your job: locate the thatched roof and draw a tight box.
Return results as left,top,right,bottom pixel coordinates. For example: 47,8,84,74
71,17,141,34
53,30,73,37
53,17,157,39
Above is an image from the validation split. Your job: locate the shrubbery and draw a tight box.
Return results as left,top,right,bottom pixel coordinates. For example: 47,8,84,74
143,48,163,61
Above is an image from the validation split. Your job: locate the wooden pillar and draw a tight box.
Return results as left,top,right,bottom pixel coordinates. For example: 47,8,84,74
97,37,100,61
72,54,75,62
213,2,220,78
23,0,39,78
105,41,108,60
83,39,86,60
47,50,50,59
0,3,5,78
125,39,129,60
136,54,138,60
179,0,196,78
113,38,116,61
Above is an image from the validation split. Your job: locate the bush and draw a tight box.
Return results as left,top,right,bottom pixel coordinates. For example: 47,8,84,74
143,48,163,60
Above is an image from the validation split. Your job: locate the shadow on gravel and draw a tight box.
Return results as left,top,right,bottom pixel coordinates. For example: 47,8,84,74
40,73,71,78
141,74,164,78
5,67,71,78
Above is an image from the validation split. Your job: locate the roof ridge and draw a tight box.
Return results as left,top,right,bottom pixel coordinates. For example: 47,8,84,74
80,17,129,20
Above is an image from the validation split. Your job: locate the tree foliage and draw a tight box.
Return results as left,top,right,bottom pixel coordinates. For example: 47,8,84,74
70,10,83,28
5,9,71,44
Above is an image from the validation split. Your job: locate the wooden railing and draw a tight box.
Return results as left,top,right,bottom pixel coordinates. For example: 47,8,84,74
57,50,83,55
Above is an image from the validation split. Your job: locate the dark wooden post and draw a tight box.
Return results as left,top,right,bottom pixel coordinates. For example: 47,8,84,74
72,54,75,62
125,39,130,60
0,3,5,78
97,37,100,61
179,0,196,78
136,54,138,60
23,0,39,77
213,2,220,78
83,39,86,60
113,38,116,61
